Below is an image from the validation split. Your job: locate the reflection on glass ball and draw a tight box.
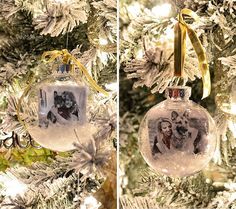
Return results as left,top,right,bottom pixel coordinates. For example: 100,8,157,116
139,87,217,177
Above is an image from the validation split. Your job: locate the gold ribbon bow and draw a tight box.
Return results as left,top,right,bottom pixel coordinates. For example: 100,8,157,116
41,49,109,96
174,8,211,99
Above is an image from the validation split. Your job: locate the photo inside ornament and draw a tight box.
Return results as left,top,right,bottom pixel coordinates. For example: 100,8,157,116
38,85,86,128
139,87,217,177
19,64,99,152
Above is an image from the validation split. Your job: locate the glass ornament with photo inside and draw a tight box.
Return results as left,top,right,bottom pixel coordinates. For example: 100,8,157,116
18,63,97,152
138,86,217,177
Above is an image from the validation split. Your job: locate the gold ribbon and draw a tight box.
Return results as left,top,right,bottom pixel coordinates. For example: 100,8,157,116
174,8,211,99
41,49,109,96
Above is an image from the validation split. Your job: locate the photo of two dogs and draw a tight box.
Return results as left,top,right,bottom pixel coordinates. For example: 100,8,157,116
151,110,208,155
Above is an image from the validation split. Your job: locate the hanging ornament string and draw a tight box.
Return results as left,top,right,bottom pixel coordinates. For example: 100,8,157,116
41,49,109,96
174,8,211,99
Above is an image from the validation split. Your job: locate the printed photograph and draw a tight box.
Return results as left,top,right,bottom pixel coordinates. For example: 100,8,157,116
148,110,209,157
39,85,87,128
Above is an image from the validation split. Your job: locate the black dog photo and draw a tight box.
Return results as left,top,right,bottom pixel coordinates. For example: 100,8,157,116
38,85,87,128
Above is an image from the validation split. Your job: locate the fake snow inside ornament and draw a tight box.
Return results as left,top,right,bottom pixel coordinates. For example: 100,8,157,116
139,87,217,177
20,64,97,152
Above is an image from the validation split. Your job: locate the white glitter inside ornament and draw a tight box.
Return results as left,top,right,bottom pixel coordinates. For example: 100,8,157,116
28,123,97,152
139,86,217,177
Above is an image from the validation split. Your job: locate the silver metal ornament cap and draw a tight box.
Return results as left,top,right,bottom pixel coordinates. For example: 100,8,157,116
57,64,74,74
165,86,191,101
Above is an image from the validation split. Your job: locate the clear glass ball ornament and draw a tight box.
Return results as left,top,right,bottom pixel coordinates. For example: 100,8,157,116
18,64,97,152
139,86,217,177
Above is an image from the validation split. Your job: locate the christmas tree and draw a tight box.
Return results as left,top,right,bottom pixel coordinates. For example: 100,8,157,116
1,0,236,208
120,0,236,208
0,0,117,208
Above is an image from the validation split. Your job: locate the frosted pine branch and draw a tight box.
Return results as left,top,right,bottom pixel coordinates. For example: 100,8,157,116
184,0,236,38
0,156,100,209
92,0,117,37
0,95,26,135
139,171,215,207
120,196,162,209
124,40,200,94
70,132,112,178
33,0,88,37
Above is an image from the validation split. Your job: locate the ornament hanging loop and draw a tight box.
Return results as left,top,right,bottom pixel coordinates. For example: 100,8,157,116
174,8,211,99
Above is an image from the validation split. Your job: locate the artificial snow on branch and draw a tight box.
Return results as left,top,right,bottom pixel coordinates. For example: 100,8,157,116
87,0,117,53
124,38,200,94
70,134,112,178
120,196,162,209
92,0,117,38
33,0,88,37
0,139,112,208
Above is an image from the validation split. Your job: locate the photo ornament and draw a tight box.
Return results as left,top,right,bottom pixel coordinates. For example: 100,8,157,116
149,110,209,157
38,84,87,128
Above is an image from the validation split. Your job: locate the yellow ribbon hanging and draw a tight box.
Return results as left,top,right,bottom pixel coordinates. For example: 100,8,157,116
41,49,109,96
174,8,211,99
